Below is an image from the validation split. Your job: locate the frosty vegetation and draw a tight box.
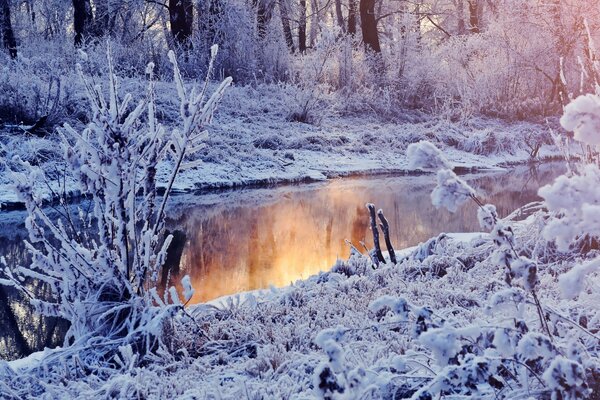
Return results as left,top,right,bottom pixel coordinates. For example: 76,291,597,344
0,1,600,399
1,0,599,126
0,45,232,390
1,75,599,398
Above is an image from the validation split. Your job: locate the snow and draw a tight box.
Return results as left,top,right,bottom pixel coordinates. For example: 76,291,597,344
7,346,62,372
406,140,453,171
542,357,589,400
181,275,195,303
560,93,600,145
418,326,461,367
558,257,600,299
477,204,498,231
0,83,562,208
1,1,600,396
431,169,476,212
1,203,598,398
538,163,600,251
0,47,597,400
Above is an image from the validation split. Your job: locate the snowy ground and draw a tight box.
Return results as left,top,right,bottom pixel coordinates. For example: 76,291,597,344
3,81,595,399
0,82,559,207
3,213,597,398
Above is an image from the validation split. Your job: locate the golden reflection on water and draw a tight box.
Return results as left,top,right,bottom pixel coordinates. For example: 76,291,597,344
0,164,567,360
169,165,563,303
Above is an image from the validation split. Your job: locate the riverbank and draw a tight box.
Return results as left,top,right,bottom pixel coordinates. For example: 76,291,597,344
3,207,597,398
0,90,560,210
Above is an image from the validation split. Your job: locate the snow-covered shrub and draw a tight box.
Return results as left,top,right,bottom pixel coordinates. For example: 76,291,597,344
431,169,476,213
0,62,76,127
0,47,231,367
284,27,343,124
407,140,479,213
537,85,600,299
561,93,600,145
543,357,590,400
395,139,600,397
406,140,452,171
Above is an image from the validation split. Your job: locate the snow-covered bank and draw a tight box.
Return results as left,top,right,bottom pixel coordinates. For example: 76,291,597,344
2,213,597,398
0,84,559,209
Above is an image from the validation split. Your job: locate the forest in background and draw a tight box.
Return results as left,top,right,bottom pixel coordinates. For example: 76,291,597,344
1,0,600,128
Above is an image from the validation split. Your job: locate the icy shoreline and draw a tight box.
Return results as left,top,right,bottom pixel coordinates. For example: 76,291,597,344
0,111,559,210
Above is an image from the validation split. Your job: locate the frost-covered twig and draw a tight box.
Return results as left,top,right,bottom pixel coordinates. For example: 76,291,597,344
366,203,385,265
377,209,397,264
0,47,232,369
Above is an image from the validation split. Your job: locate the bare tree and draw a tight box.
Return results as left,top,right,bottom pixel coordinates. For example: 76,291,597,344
299,0,307,52
348,0,357,35
94,0,119,37
73,0,93,46
455,0,466,34
309,0,319,46
255,0,273,39
0,0,16,58
198,0,224,46
334,0,345,33
169,0,194,48
468,0,479,33
360,0,380,52
279,0,295,51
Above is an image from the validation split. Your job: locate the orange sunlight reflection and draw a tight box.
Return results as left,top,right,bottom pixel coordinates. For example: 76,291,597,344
168,165,563,304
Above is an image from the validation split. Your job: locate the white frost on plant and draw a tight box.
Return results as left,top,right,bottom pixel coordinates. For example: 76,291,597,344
516,333,555,364
493,328,516,357
315,327,347,373
406,140,452,171
558,257,600,299
315,326,346,347
431,169,476,213
491,222,514,247
419,326,461,367
369,295,412,321
181,275,195,303
477,204,498,231
560,93,600,145
538,163,600,251
509,256,538,291
542,357,589,400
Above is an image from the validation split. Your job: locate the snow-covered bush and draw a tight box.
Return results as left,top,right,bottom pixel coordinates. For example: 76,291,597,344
0,47,231,368
402,138,600,398
538,75,600,299
406,140,452,171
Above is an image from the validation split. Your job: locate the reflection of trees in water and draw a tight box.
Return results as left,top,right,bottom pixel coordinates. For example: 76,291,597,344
0,163,565,360
170,163,565,303
0,237,68,361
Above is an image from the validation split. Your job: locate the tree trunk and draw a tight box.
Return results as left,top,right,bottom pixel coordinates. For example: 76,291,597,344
299,0,307,52
468,0,479,33
73,0,93,46
309,0,319,47
414,1,422,43
255,0,273,40
0,0,17,58
360,0,380,52
24,0,35,24
279,0,295,51
348,0,356,36
93,0,117,37
169,0,194,48
198,0,224,46
334,0,345,33
456,0,465,34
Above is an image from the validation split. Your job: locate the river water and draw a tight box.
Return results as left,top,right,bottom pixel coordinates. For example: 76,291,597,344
0,162,565,360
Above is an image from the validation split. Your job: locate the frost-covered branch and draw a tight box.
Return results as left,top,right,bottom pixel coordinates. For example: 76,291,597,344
0,46,232,365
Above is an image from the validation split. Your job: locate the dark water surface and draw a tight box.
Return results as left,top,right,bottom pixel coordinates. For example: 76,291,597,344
0,163,565,360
